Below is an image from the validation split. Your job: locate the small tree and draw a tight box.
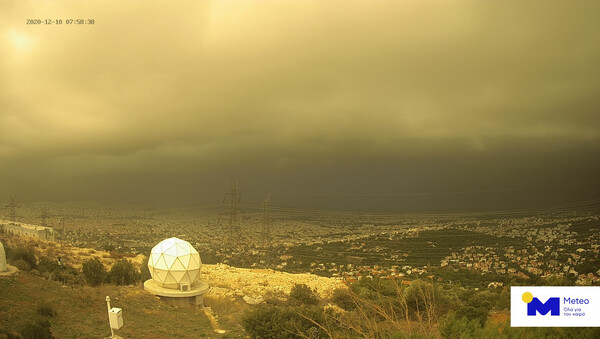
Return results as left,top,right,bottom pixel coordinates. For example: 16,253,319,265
288,283,319,306
109,258,139,285
82,257,107,286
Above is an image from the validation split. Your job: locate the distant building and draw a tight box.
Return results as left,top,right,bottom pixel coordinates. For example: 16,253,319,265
0,220,55,241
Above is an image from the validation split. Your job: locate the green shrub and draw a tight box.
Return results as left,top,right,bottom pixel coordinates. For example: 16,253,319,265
53,263,84,286
242,305,325,339
331,288,355,311
13,259,32,271
288,284,319,306
20,319,54,339
82,258,107,286
109,259,139,285
37,257,61,274
9,246,37,269
438,312,481,339
455,305,488,327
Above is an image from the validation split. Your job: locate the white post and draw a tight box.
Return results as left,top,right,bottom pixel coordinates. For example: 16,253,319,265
106,296,114,338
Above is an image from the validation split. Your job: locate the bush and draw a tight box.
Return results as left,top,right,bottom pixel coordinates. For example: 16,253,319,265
20,319,54,339
13,259,32,271
455,305,488,327
139,256,151,281
288,284,319,306
37,257,61,275
438,312,481,339
331,288,356,311
9,246,37,269
53,263,84,286
102,243,116,252
109,259,139,285
242,305,326,339
82,258,107,286
36,304,57,318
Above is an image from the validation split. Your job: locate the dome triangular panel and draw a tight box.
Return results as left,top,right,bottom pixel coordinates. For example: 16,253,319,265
171,258,186,271
171,270,186,283
151,246,163,256
189,254,201,269
155,268,168,283
178,254,191,267
148,253,159,267
163,253,176,268
164,271,177,284
187,268,199,282
155,254,168,270
164,244,179,257
176,243,190,256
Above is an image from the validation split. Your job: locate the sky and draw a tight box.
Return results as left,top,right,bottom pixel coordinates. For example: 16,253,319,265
1,1,599,212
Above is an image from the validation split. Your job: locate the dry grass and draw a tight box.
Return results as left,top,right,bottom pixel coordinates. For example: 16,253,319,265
0,272,244,338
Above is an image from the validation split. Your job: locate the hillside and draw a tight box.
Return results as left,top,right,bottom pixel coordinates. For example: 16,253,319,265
0,272,223,338
0,233,346,338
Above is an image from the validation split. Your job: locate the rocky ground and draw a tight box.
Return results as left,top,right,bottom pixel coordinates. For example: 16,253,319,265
200,263,346,304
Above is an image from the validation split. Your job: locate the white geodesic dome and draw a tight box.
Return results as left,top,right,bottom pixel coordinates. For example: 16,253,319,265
148,237,202,289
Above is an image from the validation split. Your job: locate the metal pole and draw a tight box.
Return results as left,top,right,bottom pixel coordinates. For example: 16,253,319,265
106,296,114,339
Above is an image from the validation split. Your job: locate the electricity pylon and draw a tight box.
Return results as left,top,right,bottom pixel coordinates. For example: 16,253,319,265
40,208,50,226
262,194,271,247
5,196,18,221
217,180,243,245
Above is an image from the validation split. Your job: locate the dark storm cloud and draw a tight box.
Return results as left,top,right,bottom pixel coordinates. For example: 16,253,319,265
1,1,599,210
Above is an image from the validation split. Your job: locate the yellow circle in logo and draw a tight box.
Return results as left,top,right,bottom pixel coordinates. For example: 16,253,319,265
522,292,533,303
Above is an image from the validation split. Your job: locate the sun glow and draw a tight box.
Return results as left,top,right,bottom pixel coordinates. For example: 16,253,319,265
7,29,35,53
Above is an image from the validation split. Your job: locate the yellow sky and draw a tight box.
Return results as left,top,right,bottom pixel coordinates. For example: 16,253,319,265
1,1,599,209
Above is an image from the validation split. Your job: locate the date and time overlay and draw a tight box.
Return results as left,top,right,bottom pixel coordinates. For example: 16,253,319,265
26,18,95,25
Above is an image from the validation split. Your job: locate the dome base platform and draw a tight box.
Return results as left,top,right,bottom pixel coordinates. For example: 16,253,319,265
144,279,209,307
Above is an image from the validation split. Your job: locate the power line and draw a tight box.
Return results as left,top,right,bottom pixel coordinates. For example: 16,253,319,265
267,179,600,198
238,197,600,218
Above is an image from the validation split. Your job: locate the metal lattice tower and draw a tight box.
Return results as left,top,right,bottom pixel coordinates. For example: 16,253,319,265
40,208,50,226
218,180,243,244
59,218,66,235
262,194,271,247
5,196,18,221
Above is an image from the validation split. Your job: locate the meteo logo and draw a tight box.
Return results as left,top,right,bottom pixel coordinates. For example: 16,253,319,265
521,292,560,316
511,286,600,327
